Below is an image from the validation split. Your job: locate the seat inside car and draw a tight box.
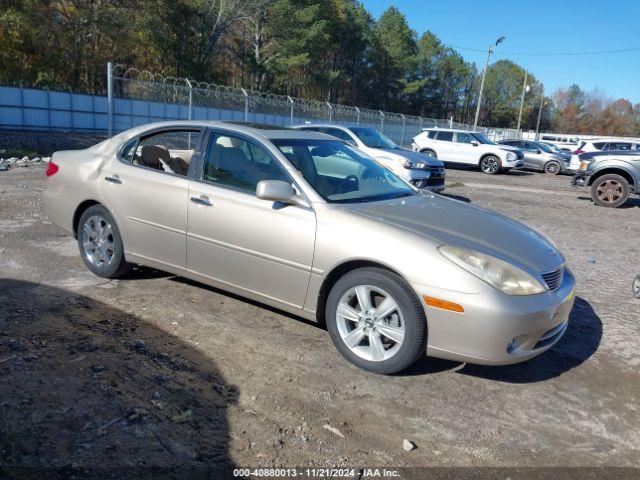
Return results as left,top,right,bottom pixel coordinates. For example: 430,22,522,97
138,145,188,175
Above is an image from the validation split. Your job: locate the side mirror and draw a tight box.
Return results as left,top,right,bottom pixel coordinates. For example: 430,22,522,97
536,149,542,154
256,180,307,207
471,141,479,146
256,180,294,203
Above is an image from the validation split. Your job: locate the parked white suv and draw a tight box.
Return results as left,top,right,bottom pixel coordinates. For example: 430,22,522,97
412,128,524,174
568,138,640,171
291,124,446,191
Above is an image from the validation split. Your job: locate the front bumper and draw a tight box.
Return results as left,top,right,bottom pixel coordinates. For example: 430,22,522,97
418,269,576,365
503,159,524,169
401,168,446,192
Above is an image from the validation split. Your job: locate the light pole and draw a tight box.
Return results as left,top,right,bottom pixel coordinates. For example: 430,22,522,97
535,85,545,141
473,36,505,130
516,71,529,134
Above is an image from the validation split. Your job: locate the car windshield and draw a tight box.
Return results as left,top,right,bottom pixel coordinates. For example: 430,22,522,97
273,139,414,204
471,133,496,145
350,127,399,149
534,142,554,153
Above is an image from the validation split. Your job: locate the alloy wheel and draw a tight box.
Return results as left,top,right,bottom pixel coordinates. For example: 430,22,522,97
81,215,115,270
481,157,499,174
544,161,561,175
335,285,405,362
596,180,623,204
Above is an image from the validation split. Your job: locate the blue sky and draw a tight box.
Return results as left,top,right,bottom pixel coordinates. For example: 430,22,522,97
362,0,640,104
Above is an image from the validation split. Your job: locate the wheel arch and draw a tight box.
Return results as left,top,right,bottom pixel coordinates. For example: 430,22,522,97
588,168,636,191
72,200,123,240
315,259,418,326
478,152,502,165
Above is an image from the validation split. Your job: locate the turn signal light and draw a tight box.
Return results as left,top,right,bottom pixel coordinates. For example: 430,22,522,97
45,161,59,177
423,296,464,313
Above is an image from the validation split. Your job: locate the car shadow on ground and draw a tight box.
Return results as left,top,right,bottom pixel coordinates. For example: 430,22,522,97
400,296,601,382
576,196,640,208
0,279,236,479
458,296,602,383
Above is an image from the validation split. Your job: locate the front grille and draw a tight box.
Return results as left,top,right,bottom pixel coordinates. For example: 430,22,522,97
412,178,444,188
541,267,564,291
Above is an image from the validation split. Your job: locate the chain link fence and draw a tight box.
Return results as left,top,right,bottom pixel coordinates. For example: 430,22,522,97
108,63,520,146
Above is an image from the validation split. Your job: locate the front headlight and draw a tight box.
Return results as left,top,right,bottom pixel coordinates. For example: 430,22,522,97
399,159,429,169
439,245,546,296
506,152,516,161
579,161,590,171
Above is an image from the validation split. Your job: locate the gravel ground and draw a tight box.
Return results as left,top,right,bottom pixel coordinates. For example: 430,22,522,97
0,164,639,477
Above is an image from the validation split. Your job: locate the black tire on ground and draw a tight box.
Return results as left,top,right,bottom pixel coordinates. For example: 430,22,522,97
479,155,501,174
325,267,427,375
420,149,437,158
544,160,562,175
77,204,132,278
502,168,511,174
590,174,631,208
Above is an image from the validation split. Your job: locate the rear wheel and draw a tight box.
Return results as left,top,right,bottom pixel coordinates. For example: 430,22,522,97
479,155,501,174
591,174,630,208
77,204,131,278
325,268,427,375
544,160,562,175
420,149,437,158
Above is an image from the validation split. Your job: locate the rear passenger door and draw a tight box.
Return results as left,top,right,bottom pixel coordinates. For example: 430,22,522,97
432,131,454,161
100,127,204,270
186,129,316,309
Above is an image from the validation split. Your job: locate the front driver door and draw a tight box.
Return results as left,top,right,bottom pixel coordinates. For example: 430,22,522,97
186,129,316,309
451,132,476,163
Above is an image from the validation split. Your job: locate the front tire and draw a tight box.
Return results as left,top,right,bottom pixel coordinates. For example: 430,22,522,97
544,160,562,175
325,268,427,375
591,174,630,208
77,204,131,278
420,149,437,158
479,155,501,174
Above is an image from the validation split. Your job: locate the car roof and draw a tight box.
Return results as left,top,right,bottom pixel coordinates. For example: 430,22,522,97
291,123,358,130
423,128,480,134
116,120,336,142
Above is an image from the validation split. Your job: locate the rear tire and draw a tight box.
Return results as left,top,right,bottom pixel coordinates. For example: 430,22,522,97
479,155,501,174
420,149,437,158
325,268,427,375
77,204,131,278
544,160,562,175
591,174,630,208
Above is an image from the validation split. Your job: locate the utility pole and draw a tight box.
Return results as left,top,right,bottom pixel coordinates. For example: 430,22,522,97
535,85,545,141
516,71,529,133
473,36,505,131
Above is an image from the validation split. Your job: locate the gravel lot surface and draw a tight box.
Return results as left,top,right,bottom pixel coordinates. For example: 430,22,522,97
0,165,639,476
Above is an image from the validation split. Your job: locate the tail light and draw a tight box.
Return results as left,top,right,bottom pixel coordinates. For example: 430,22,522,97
573,149,585,155
45,161,59,177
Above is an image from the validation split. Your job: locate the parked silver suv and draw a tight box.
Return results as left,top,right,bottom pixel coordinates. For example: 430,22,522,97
571,150,640,207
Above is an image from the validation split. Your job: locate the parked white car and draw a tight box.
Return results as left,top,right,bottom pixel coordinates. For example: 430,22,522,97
291,124,445,191
412,128,524,174
568,139,640,171
539,134,580,152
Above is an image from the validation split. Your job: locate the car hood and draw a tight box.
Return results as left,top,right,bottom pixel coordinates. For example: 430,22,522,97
497,145,520,153
375,148,444,167
346,193,563,274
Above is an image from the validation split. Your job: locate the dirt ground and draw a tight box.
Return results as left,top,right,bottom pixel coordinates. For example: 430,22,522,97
1,164,639,478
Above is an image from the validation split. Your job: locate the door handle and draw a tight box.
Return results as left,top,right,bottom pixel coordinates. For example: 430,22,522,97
104,175,123,184
190,195,213,206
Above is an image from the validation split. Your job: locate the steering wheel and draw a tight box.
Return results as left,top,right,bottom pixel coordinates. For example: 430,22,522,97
336,175,359,193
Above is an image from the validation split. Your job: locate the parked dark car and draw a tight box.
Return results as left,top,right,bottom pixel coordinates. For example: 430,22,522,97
498,140,569,174
572,150,640,207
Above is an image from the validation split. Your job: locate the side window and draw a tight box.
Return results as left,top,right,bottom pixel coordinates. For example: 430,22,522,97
128,129,200,176
455,132,473,143
427,130,437,139
120,138,138,163
326,128,356,144
436,131,453,142
593,142,606,150
203,133,290,193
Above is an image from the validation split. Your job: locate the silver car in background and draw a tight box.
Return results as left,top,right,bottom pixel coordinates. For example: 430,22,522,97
43,121,575,374
291,123,445,191
498,139,569,174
